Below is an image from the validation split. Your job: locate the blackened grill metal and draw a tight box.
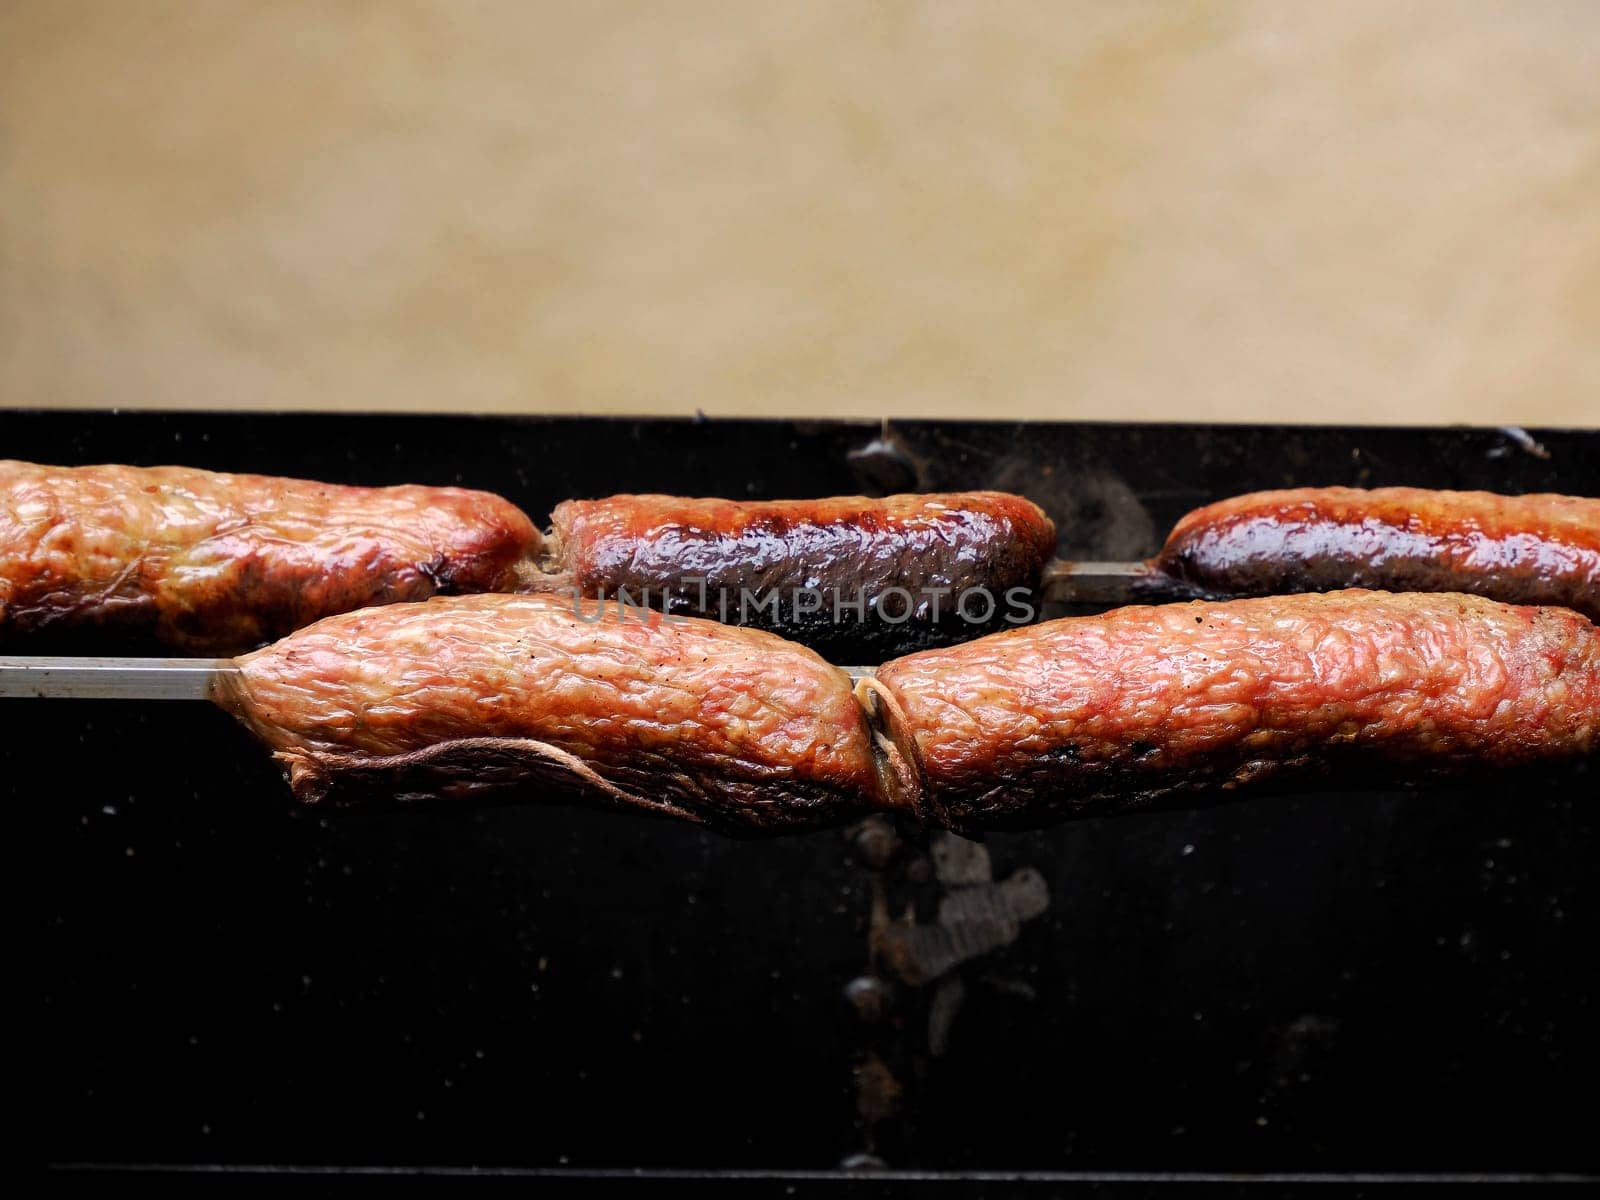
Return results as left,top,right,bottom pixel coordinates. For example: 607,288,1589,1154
12,412,1597,1187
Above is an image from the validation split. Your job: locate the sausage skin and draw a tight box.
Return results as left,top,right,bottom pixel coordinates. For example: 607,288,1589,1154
864,591,1600,832
217,593,893,834
0,461,540,654
1153,487,1600,618
543,491,1057,659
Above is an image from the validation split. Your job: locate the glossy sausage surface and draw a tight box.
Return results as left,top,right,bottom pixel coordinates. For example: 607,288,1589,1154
219,592,891,834
0,461,540,653
544,491,1057,659
1153,487,1600,618
866,590,1600,832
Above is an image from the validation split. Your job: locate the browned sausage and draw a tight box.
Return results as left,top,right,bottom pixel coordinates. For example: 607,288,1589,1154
540,491,1057,659
863,591,1600,832
1151,487,1600,618
0,461,540,654
217,592,895,834
223,589,1597,836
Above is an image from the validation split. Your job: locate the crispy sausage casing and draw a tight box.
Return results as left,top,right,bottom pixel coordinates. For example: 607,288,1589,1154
0,461,540,653
544,491,1057,658
219,593,888,833
865,591,1600,831
1154,487,1600,618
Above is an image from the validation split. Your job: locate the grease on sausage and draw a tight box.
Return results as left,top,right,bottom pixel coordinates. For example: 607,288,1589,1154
1153,487,1600,618
541,491,1057,658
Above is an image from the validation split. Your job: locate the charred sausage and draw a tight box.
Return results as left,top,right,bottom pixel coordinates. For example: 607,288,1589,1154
0,461,540,654
863,591,1600,832
1152,487,1600,618
217,592,895,834
541,491,1057,659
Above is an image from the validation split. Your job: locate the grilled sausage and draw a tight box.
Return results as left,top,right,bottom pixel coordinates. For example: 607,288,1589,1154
0,461,540,654
540,491,1057,659
223,588,1598,837
217,592,895,834
1152,487,1600,618
863,591,1600,832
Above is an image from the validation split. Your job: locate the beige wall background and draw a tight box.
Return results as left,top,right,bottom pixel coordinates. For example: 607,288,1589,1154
2,0,1596,425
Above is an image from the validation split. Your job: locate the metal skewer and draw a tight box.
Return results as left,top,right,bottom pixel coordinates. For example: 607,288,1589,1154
1039,559,1159,605
0,656,239,701
0,655,876,700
